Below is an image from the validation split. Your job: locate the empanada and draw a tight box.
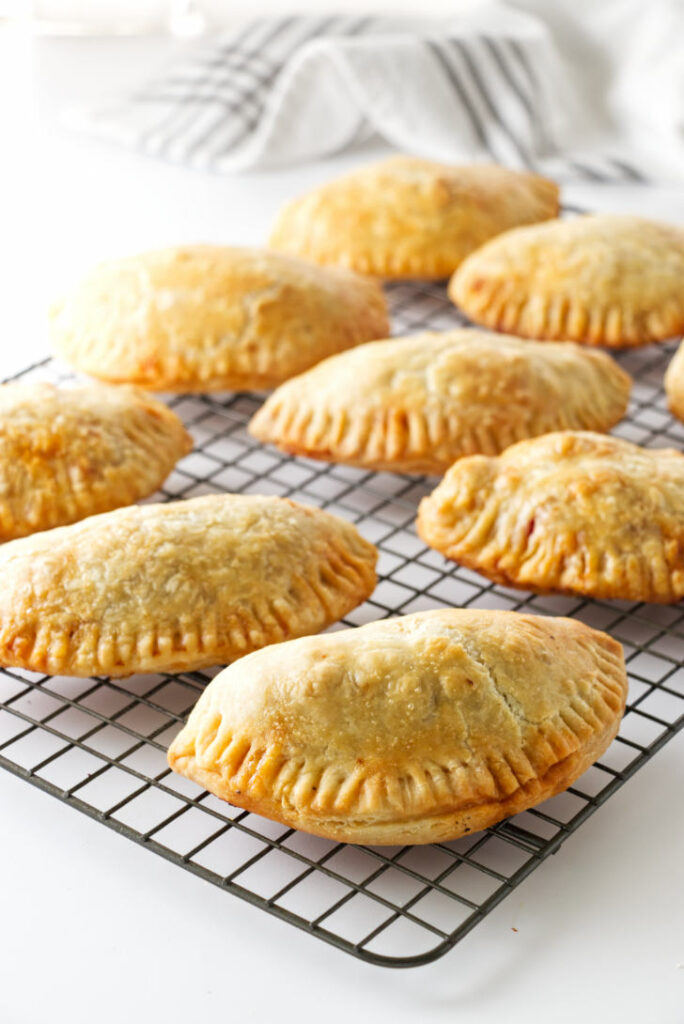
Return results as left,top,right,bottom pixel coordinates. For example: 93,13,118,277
50,246,389,391
0,381,191,540
450,214,684,347
269,157,559,279
167,609,626,846
418,431,684,602
0,495,377,676
664,342,684,421
249,329,631,474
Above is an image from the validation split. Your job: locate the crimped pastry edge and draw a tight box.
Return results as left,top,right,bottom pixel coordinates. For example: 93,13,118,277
0,382,193,540
167,612,626,845
269,161,560,279
416,432,684,603
449,274,684,348
249,337,632,473
50,246,391,391
0,499,378,676
169,725,616,845
250,392,631,475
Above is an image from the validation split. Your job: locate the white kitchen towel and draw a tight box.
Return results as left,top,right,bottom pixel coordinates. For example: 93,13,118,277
62,4,682,181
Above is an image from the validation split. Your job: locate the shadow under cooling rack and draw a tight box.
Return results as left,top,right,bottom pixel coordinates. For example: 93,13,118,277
1,280,684,967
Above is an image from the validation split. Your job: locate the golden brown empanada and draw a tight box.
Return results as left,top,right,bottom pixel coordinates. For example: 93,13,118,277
269,157,559,279
167,609,626,846
50,246,389,391
417,431,684,602
664,342,684,421
450,214,684,347
249,329,631,474
0,381,191,540
0,495,377,677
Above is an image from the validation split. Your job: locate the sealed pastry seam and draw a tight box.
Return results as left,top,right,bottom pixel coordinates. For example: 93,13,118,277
173,665,621,817
249,330,631,474
167,611,626,844
0,541,372,672
0,495,377,676
454,291,684,348
417,431,684,602
269,157,560,279
450,214,684,347
0,382,192,540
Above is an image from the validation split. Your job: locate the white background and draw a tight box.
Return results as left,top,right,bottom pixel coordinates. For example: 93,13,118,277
1,23,684,1024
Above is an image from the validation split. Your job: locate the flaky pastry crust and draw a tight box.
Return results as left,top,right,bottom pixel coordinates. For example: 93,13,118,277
0,495,377,677
269,157,559,279
664,342,684,421
450,214,684,347
0,381,191,540
249,329,631,474
167,610,626,845
417,431,684,603
50,246,389,391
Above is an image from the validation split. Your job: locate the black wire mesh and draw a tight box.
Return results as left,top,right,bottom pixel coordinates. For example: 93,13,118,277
1,281,684,968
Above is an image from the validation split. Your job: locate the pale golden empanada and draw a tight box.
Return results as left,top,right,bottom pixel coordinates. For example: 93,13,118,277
450,214,684,347
664,342,684,421
0,495,377,677
50,246,389,391
167,609,626,846
269,157,559,279
418,431,684,602
0,381,191,540
249,329,631,474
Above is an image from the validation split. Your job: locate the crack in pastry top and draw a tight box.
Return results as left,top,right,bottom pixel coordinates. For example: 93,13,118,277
167,610,626,842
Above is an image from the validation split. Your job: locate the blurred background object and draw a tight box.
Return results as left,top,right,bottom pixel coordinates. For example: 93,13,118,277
29,0,205,36
11,0,684,184
33,0,681,182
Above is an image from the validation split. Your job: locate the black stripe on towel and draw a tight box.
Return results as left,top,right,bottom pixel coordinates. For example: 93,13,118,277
448,37,533,169
425,39,493,155
206,16,375,163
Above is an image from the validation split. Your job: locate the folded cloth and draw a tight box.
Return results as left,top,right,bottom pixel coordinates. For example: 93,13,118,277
62,4,673,181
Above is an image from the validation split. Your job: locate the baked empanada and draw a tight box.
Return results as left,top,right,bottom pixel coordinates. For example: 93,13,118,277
450,214,684,347
664,342,684,421
269,157,559,279
0,495,377,676
50,246,389,391
249,329,631,474
167,609,626,846
0,381,191,540
418,431,684,602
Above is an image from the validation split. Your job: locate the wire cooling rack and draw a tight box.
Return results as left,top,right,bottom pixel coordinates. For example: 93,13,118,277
2,282,684,968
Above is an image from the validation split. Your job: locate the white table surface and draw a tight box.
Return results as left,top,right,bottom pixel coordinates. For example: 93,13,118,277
1,28,684,1024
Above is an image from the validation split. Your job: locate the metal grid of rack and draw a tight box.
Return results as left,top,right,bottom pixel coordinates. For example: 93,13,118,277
1,280,684,968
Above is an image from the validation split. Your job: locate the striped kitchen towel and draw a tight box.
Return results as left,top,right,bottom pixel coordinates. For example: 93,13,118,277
62,9,649,181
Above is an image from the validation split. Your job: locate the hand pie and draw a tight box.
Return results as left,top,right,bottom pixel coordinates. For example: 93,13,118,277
450,214,684,347
417,431,684,603
0,381,191,540
269,157,559,279
664,342,684,421
0,495,377,677
167,609,626,846
249,329,631,474
50,246,389,391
